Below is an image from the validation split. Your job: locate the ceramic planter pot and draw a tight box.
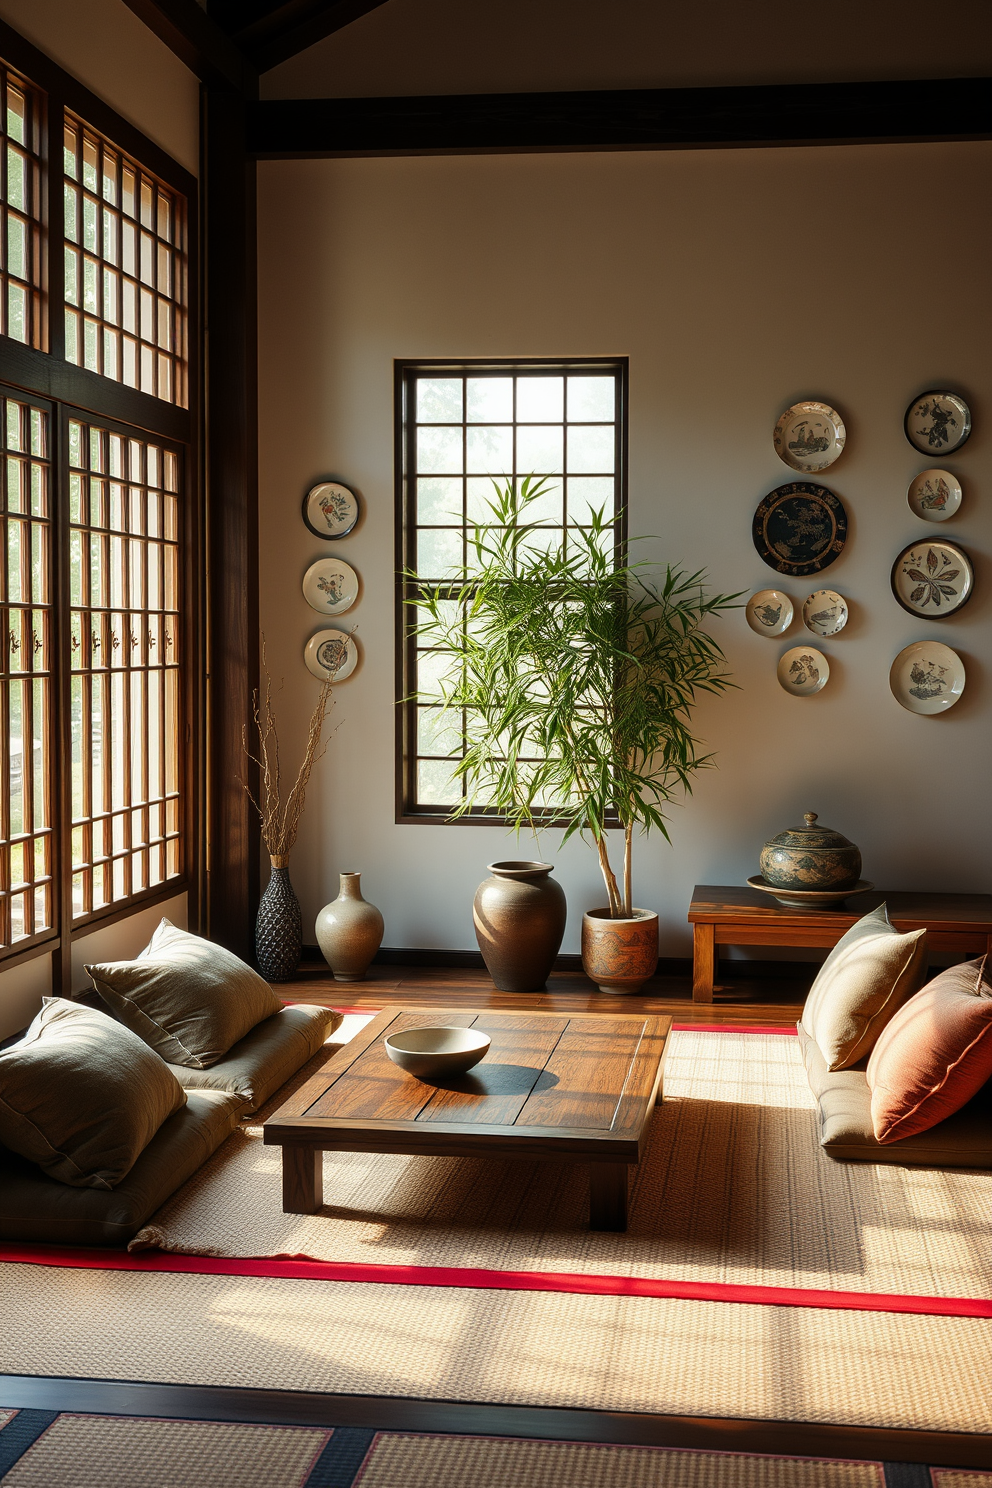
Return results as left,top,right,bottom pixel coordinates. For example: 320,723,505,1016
473,861,567,993
581,908,659,995
759,811,862,891
315,871,384,981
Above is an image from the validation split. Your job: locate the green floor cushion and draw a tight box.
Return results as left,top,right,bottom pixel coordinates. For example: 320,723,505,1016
0,1088,246,1247
798,1022,992,1169
0,998,186,1189
86,919,283,1069
166,1003,341,1114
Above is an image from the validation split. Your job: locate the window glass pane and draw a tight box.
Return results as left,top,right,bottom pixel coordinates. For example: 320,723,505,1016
416,378,462,423
466,378,512,423
516,377,563,422
417,425,462,474
516,424,563,474
466,425,513,474
0,67,43,349
566,476,615,525
566,425,615,473
417,477,462,525
567,376,616,421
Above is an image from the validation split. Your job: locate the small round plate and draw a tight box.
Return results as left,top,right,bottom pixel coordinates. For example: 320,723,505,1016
747,875,875,910
802,589,848,637
907,469,961,522
891,539,973,619
304,627,359,681
904,390,971,455
773,401,846,473
302,557,359,616
777,646,829,696
752,483,847,576
889,641,965,716
303,481,359,540
746,589,793,636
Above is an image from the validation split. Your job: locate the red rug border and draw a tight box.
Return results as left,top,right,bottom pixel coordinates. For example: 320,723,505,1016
0,1242,987,1319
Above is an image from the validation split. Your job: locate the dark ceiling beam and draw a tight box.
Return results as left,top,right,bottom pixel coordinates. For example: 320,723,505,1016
247,76,992,157
118,0,258,94
232,0,391,72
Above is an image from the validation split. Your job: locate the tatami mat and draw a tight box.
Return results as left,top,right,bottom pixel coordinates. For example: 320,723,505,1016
130,1030,992,1306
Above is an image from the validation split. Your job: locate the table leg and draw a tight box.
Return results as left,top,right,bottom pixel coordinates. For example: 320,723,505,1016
590,1163,628,1232
282,1145,323,1214
692,922,716,1003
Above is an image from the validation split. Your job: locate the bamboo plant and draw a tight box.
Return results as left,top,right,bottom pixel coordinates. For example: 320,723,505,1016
410,479,739,918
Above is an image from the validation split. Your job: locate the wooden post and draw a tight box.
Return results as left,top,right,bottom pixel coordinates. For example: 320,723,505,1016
692,922,716,1003
282,1145,322,1214
589,1163,628,1232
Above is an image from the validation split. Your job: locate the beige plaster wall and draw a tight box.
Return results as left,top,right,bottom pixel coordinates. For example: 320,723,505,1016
262,0,992,98
0,0,199,175
257,143,991,958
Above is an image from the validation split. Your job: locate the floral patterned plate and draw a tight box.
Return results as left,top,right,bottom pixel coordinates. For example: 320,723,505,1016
777,646,829,696
745,589,793,636
752,483,847,576
802,589,848,637
889,641,965,716
302,481,359,539
904,391,971,456
890,539,973,619
907,469,962,523
304,627,359,681
302,557,360,615
773,401,846,473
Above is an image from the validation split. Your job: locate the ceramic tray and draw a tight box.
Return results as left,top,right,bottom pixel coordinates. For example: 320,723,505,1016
303,481,359,539
747,875,875,910
889,641,965,715
753,484,847,576
891,539,973,619
303,557,360,615
777,646,829,696
773,401,846,473
904,390,971,456
746,589,793,636
304,627,359,681
907,469,961,522
802,590,848,637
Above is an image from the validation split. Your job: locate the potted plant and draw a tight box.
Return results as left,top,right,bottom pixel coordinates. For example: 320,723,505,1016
411,480,738,993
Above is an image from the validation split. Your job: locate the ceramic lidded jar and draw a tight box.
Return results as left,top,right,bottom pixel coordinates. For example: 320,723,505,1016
759,812,862,892
473,861,567,993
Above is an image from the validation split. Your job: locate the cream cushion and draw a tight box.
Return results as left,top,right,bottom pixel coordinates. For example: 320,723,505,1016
0,997,186,1189
800,903,927,1071
86,918,282,1069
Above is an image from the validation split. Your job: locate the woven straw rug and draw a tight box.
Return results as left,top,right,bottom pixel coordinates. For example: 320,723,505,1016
129,1029,992,1306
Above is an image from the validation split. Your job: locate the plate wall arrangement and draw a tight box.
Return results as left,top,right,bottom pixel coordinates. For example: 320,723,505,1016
773,401,846,473
304,627,360,681
907,469,961,522
904,390,971,456
745,589,793,636
302,557,360,615
890,539,973,619
889,641,965,715
752,483,847,576
802,589,848,637
302,481,359,539
777,646,829,696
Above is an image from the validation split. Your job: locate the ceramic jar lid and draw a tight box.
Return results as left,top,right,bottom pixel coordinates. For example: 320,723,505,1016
764,812,855,854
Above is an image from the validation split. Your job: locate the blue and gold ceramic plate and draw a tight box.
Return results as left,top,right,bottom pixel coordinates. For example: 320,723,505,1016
752,483,847,576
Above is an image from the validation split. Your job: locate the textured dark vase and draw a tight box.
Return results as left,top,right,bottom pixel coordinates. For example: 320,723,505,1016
473,861,567,993
255,856,302,982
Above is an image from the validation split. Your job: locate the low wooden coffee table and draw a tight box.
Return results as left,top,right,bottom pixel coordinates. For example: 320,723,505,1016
263,1006,671,1232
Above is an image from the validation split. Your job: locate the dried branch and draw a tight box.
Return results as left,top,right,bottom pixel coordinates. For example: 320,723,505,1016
239,642,335,861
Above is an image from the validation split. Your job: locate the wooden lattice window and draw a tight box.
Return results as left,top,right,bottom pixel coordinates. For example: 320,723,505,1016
0,393,53,947
68,415,182,918
0,63,43,348
64,114,187,406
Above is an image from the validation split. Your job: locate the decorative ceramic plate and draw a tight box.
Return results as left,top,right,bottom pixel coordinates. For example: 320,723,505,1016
890,539,973,619
304,627,359,682
747,875,875,910
802,589,848,637
889,641,966,716
907,468,962,522
302,481,359,540
773,401,846,473
777,646,829,696
752,483,847,576
302,557,360,616
904,391,971,455
745,589,793,637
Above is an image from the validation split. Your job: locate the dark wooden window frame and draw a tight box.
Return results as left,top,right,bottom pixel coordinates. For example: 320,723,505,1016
0,20,201,988
395,356,628,827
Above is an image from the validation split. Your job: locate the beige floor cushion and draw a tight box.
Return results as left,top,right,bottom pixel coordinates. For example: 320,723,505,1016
167,1003,340,1113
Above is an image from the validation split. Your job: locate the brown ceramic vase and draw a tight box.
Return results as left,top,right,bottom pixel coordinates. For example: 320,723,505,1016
315,871,384,981
473,861,567,993
581,908,659,995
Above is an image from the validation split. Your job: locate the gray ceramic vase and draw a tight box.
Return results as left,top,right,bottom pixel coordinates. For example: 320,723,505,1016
473,861,567,993
255,857,302,982
315,871,384,982
759,812,862,891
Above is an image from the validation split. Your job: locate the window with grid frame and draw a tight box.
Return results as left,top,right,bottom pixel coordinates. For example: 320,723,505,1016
0,63,43,349
63,113,187,407
397,359,626,821
0,392,53,949
68,415,183,920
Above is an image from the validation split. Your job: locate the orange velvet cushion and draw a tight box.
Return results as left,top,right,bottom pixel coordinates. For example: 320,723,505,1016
866,958,992,1143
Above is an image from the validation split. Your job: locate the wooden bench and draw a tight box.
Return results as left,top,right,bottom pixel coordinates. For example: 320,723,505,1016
687,885,992,1003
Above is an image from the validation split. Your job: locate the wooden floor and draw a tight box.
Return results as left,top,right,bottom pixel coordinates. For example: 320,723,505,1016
277,962,808,1026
